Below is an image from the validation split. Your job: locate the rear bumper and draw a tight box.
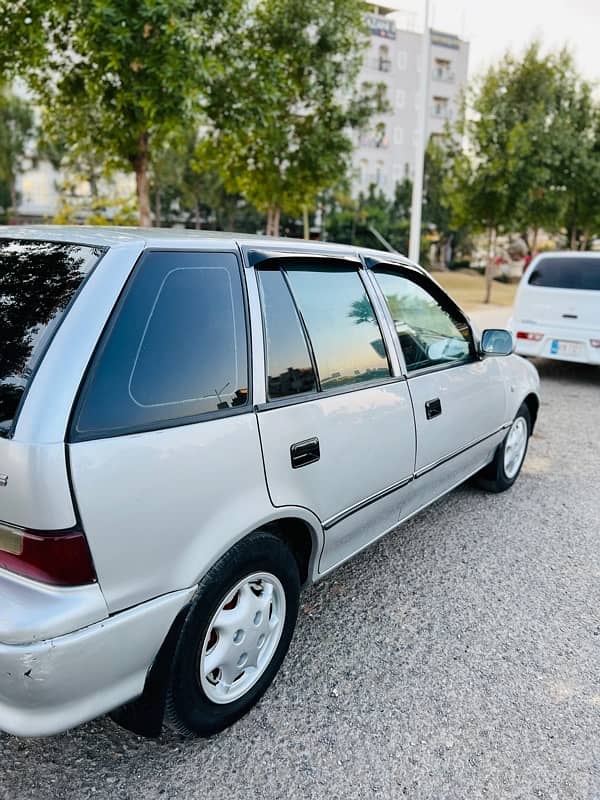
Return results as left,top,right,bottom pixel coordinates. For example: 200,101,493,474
510,323,600,365
0,586,194,736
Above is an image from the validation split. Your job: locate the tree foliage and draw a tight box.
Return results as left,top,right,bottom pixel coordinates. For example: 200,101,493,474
325,181,412,252
444,43,600,246
1,0,242,226
0,86,34,215
198,0,387,235
441,42,600,300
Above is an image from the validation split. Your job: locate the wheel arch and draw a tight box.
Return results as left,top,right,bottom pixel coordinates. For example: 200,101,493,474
523,392,539,432
258,515,320,587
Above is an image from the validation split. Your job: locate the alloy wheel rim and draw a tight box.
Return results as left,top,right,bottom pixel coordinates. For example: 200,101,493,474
198,572,286,705
503,416,528,479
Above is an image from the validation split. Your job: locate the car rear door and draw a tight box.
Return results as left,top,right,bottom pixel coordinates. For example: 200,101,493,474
249,254,416,574
367,260,508,510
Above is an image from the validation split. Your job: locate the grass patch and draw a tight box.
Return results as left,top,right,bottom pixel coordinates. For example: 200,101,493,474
431,270,518,311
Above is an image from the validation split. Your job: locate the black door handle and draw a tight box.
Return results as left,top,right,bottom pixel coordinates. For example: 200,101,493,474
290,437,320,469
425,398,442,419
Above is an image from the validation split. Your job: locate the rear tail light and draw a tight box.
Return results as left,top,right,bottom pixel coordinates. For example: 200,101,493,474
0,524,96,586
590,339,600,349
516,331,544,342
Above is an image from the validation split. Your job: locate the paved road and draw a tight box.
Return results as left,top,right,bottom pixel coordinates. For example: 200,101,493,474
1,357,599,800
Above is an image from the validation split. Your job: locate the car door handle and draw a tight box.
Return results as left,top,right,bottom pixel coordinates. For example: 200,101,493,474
425,398,442,420
290,437,320,469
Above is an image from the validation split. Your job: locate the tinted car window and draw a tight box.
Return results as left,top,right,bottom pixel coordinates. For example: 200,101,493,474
257,269,317,399
0,240,103,435
528,257,600,290
75,251,248,437
373,269,472,371
284,267,391,391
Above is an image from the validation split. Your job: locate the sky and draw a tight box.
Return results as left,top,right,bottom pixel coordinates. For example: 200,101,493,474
385,0,600,82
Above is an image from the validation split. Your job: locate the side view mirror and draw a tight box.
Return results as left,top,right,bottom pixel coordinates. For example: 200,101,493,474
480,329,513,357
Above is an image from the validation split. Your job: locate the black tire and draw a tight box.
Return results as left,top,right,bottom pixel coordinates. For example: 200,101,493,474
165,531,300,737
475,403,531,493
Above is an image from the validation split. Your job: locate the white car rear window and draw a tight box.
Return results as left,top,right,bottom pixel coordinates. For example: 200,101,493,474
528,257,600,291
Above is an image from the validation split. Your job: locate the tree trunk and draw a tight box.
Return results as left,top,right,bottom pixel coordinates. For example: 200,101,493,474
302,205,309,240
89,172,99,199
570,223,577,250
529,226,539,254
193,202,201,230
154,185,161,228
266,207,274,236
131,131,152,228
272,206,281,238
580,225,590,251
8,178,17,216
484,226,497,304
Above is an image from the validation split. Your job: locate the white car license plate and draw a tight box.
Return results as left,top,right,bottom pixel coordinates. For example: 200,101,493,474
550,339,582,357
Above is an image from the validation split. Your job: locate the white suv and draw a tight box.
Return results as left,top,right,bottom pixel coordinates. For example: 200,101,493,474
0,228,539,737
510,251,600,364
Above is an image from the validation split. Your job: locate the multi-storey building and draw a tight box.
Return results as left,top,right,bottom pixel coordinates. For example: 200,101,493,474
353,4,469,198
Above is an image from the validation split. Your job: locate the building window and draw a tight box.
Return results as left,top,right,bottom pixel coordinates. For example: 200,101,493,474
378,44,392,72
359,124,389,149
432,96,449,118
433,58,454,82
393,126,404,145
394,89,406,109
360,158,368,184
397,51,407,70
375,160,385,187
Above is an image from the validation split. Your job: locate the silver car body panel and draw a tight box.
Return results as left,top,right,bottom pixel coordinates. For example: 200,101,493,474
68,414,321,613
0,586,194,737
0,570,108,645
0,226,540,736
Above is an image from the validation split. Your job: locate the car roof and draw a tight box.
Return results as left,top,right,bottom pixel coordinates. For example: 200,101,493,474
0,224,425,274
532,250,600,260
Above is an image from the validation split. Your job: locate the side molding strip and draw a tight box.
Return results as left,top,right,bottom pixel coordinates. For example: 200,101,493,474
323,423,510,530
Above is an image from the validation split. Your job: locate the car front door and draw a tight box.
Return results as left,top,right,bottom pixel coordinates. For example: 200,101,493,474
250,256,416,574
367,262,508,511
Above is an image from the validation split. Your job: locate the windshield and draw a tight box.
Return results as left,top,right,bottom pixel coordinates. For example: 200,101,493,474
0,239,104,435
528,257,600,290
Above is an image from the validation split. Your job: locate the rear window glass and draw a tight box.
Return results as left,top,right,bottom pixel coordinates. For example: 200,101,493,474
74,250,248,438
257,269,317,400
284,267,391,390
528,257,600,290
0,239,102,434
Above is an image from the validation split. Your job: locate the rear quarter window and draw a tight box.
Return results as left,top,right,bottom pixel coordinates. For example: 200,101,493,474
528,257,600,290
73,250,249,439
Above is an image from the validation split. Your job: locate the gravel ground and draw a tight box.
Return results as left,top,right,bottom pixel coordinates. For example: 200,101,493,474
1,358,599,800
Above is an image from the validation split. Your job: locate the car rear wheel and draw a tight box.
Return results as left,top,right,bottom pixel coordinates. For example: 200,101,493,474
475,403,531,492
165,532,300,737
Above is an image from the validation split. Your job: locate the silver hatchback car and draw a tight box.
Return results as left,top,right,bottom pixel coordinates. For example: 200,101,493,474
0,228,539,737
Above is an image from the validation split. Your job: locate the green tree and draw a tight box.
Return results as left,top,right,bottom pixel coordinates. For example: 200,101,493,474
324,182,411,253
199,0,387,236
1,0,242,227
0,86,34,216
443,42,599,301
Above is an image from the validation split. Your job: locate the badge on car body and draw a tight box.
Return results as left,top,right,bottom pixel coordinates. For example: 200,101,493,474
0,475,7,487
